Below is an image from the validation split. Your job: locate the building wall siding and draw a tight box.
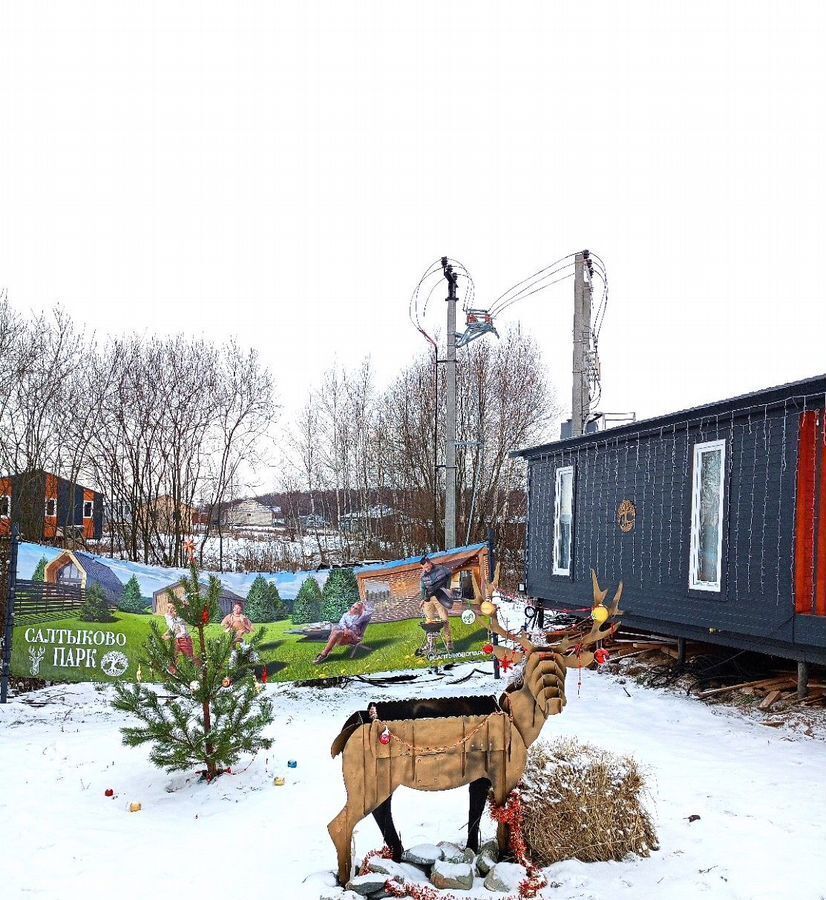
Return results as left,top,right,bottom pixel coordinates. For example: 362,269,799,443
524,401,824,658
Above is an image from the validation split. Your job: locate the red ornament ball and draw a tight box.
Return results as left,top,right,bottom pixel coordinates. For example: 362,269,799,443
104,789,114,797
201,609,210,625
594,648,610,665
483,643,494,655
379,728,392,746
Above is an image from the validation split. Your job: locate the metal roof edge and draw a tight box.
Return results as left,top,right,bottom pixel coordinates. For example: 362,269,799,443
513,372,826,458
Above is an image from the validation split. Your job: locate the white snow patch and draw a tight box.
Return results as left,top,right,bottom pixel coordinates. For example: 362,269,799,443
0,665,824,899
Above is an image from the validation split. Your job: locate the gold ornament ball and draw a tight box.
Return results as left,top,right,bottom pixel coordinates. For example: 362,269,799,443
480,600,497,617
592,605,609,624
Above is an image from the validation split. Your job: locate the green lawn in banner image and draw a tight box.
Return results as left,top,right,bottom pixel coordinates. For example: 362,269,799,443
12,612,490,683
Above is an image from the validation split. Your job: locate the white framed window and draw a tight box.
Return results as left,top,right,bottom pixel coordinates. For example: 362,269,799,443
0,495,10,518
689,439,726,592
83,500,93,519
552,465,574,576
45,498,57,517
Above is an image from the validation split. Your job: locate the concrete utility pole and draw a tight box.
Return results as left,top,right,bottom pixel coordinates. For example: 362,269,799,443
571,250,593,437
443,257,459,549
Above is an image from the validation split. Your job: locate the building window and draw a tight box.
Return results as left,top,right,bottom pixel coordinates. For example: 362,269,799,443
0,495,10,518
552,465,574,576
45,498,57,517
57,562,83,585
83,500,93,519
689,439,726,591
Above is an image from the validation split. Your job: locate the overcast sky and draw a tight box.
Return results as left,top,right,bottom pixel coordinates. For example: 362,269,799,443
1,2,824,440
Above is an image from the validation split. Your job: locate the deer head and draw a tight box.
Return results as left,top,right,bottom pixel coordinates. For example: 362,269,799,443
478,568,624,670
476,570,623,747
29,645,46,676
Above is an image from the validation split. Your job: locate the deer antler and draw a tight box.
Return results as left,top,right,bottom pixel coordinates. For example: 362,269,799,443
547,574,624,667
487,607,535,660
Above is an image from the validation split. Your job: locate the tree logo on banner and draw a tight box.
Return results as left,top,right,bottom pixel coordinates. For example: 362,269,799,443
617,499,636,534
100,651,129,678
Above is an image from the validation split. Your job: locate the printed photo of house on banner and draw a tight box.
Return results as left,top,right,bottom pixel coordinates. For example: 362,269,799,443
10,542,493,684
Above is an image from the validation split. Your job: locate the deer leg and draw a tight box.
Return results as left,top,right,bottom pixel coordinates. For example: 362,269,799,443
371,793,403,862
329,802,362,885
491,779,514,859
467,778,491,852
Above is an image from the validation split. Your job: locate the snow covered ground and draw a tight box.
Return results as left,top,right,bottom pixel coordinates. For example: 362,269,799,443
1,665,824,900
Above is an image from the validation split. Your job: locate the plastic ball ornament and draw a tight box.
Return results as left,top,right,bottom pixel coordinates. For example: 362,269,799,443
379,727,392,746
480,600,497,617
221,677,232,688
189,680,200,691
591,605,609,624
483,643,494,655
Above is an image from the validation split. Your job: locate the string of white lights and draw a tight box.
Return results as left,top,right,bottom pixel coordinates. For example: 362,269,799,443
667,424,677,577
776,400,788,606
747,411,759,596
760,408,771,593
724,411,736,592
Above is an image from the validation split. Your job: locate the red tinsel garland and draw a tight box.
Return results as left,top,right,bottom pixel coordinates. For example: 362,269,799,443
488,792,547,898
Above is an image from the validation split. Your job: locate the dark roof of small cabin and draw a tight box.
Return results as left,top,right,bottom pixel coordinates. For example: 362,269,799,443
152,579,245,602
74,551,124,599
514,372,826,459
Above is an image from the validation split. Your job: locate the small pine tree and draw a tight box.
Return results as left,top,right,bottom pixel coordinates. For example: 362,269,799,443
244,576,287,623
119,574,148,614
79,584,114,622
321,568,359,623
32,556,48,582
291,576,322,625
112,564,273,780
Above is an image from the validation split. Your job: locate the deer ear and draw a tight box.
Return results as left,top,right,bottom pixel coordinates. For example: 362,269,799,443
492,646,524,666
561,650,596,669
591,569,608,605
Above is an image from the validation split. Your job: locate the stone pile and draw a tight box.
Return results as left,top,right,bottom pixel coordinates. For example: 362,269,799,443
320,840,530,898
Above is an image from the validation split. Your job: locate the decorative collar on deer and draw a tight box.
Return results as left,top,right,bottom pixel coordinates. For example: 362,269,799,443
326,566,625,885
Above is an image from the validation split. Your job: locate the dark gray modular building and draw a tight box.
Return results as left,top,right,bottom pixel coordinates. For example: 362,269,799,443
514,375,826,664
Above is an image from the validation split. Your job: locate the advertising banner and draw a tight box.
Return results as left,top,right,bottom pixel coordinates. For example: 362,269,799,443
10,542,492,683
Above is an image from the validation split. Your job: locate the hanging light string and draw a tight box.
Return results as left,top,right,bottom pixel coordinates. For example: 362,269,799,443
529,390,823,623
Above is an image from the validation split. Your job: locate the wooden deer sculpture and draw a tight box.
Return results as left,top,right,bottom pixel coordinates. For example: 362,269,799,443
327,569,623,884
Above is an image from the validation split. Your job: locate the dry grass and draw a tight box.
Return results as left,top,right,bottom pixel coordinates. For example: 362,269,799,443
519,737,658,866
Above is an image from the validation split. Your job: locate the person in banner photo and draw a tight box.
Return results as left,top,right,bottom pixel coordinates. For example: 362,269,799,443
419,555,459,652
221,601,253,645
314,600,374,664
163,600,196,672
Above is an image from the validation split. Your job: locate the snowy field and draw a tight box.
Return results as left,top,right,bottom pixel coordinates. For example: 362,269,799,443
1,664,824,900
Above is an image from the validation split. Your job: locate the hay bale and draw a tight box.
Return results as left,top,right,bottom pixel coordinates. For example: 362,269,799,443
519,737,658,866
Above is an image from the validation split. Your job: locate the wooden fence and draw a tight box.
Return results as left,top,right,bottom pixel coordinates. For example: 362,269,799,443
14,579,85,623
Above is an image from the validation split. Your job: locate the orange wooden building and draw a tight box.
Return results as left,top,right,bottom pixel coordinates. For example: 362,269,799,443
0,470,103,543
